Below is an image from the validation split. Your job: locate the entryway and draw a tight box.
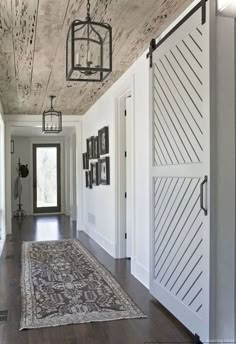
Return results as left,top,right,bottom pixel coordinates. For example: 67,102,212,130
9,124,78,225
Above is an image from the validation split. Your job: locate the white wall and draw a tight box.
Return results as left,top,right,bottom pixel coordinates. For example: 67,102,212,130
82,51,150,287
70,133,77,221
82,92,116,256
65,136,71,216
75,123,83,228
0,100,6,257
215,16,236,342
11,137,31,215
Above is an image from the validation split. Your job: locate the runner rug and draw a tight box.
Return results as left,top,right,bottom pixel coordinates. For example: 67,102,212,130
20,239,146,329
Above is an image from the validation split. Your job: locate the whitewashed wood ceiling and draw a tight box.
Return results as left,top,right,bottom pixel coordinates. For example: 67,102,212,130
0,0,191,115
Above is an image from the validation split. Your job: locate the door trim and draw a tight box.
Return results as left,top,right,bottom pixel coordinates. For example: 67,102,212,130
33,143,61,214
114,76,135,262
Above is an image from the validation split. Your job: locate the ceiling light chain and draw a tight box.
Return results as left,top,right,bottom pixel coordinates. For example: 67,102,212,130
87,0,91,20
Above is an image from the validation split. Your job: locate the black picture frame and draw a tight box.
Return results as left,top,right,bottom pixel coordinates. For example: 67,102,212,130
98,126,109,155
99,156,110,185
83,152,89,170
11,140,14,154
93,136,99,159
87,136,94,159
91,162,99,185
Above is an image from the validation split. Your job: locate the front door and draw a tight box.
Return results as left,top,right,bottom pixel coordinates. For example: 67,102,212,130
33,144,61,214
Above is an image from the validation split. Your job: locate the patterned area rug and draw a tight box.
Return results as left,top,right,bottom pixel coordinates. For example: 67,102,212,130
20,239,146,330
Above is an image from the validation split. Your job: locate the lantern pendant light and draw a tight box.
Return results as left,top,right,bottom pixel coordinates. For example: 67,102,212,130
66,0,112,82
42,96,62,134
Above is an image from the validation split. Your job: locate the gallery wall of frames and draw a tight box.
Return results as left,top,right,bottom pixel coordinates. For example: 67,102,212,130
82,126,110,188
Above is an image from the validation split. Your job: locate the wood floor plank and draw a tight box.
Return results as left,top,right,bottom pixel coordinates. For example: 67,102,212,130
0,215,194,344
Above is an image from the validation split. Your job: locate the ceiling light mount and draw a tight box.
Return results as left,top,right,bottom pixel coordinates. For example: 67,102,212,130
42,95,62,134
66,0,112,82
86,0,91,20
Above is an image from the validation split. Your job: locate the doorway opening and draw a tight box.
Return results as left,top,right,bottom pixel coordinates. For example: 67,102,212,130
116,86,134,261
33,144,61,214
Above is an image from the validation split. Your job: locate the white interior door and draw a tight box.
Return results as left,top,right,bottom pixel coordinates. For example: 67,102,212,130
150,2,211,341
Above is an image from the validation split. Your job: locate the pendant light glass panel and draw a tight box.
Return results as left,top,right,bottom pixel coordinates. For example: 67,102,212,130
42,96,62,134
66,20,112,82
42,112,62,134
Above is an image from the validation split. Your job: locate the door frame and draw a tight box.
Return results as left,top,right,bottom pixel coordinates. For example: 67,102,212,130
33,143,61,214
115,76,135,262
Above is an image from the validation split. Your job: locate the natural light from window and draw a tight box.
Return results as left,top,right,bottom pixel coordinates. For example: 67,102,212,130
36,147,57,208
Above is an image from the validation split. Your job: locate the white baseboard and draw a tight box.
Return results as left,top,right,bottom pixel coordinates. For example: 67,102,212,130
76,222,86,232
132,260,149,289
76,223,149,290
82,223,116,258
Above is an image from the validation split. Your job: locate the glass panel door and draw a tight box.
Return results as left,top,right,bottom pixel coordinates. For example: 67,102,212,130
33,144,61,213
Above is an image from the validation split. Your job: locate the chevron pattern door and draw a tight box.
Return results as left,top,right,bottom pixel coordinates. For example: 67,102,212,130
149,1,211,341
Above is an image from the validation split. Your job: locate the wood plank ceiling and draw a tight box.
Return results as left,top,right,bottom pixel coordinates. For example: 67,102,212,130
0,0,192,115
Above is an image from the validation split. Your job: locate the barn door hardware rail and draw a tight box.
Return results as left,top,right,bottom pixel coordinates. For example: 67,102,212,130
147,0,207,68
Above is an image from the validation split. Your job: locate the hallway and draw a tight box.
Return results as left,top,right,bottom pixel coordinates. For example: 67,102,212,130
0,0,236,341
0,216,194,344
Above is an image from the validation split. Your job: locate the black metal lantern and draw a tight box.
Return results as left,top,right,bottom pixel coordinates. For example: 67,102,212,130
42,96,62,134
66,0,112,82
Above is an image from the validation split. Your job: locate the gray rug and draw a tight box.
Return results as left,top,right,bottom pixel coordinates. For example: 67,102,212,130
20,239,146,330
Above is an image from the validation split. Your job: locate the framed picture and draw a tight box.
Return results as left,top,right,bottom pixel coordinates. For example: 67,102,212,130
83,152,89,170
11,140,14,154
87,136,94,159
91,162,99,185
93,136,99,159
85,171,89,187
98,126,109,155
99,156,110,185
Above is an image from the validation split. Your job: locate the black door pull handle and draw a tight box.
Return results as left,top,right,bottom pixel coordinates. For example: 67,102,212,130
200,175,208,216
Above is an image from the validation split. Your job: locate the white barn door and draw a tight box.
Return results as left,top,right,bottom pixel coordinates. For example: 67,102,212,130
149,1,211,341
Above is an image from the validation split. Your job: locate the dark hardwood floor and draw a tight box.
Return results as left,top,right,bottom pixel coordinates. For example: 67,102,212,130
0,215,194,344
